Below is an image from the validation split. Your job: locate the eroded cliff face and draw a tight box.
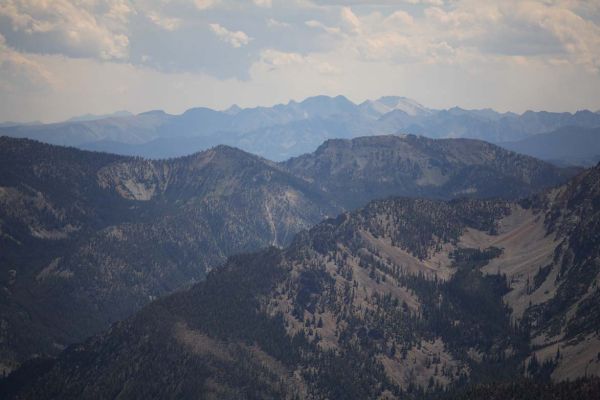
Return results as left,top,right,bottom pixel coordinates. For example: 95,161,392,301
97,160,170,201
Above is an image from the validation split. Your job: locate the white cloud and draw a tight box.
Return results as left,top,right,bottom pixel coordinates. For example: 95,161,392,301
209,23,251,48
305,20,342,35
105,0,134,24
253,0,273,7
147,12,182,31
314,6,459,65
309,0,444,5
0,0,599,122
403,0,444,5
299,1,600,73
257,49,341,75
195,0,220,10
260,49,305,66
510,1,600,72
0,34,57,92
383,11,415,28
267,18,290,28
0,0,131,60
340,7,362,35
418,1,600,71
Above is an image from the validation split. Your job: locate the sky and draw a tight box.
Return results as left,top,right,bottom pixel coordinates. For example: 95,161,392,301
1,0,600,123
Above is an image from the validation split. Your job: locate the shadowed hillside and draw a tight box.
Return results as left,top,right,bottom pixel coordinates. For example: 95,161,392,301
284,135,575,209
3,162,598,399
0,135,577,374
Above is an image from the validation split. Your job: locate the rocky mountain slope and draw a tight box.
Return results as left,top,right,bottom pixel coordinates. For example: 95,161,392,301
283,135,575,209
3,96,600,161
3,162,598,399
0,137,338,373
0,135,576,374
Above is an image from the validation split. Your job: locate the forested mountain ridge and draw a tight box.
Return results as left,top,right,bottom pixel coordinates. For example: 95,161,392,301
283,135,575,209
3,162,599,399
520,162,600,376
0,135,577,375
0,137,338,373
0,137,571,376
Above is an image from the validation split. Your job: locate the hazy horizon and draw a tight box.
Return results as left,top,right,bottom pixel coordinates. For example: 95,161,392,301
1,0,600,123
2,2,600,396
3,93,600,125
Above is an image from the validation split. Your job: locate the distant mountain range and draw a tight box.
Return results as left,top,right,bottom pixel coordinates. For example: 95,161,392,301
66,111,133,122
2,150,598,399
2,96,600,164
0,135,573,373
499,126,600,167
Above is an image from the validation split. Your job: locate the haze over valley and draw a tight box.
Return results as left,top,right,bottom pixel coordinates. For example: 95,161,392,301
3,95,600,166
1,1,600,399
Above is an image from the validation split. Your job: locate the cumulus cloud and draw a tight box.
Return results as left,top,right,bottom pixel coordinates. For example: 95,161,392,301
209,23,251,48
299,1,600,72
305,20,342,35
417,1,600,71
253,0,273,7
340,7,362,35
146,11,182,31
2,0,597,75
0,0,131,60
267,18,290,28
195,0,220,10
0,33,57,92
309,0,445,6
510,1,600,72
260,49,305,67
308,5,459,65
257,48,340,75
1,0,600,122
384,11,415,28
403,0,444,5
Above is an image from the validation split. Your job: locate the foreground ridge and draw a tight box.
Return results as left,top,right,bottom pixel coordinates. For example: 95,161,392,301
2,163,599,399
